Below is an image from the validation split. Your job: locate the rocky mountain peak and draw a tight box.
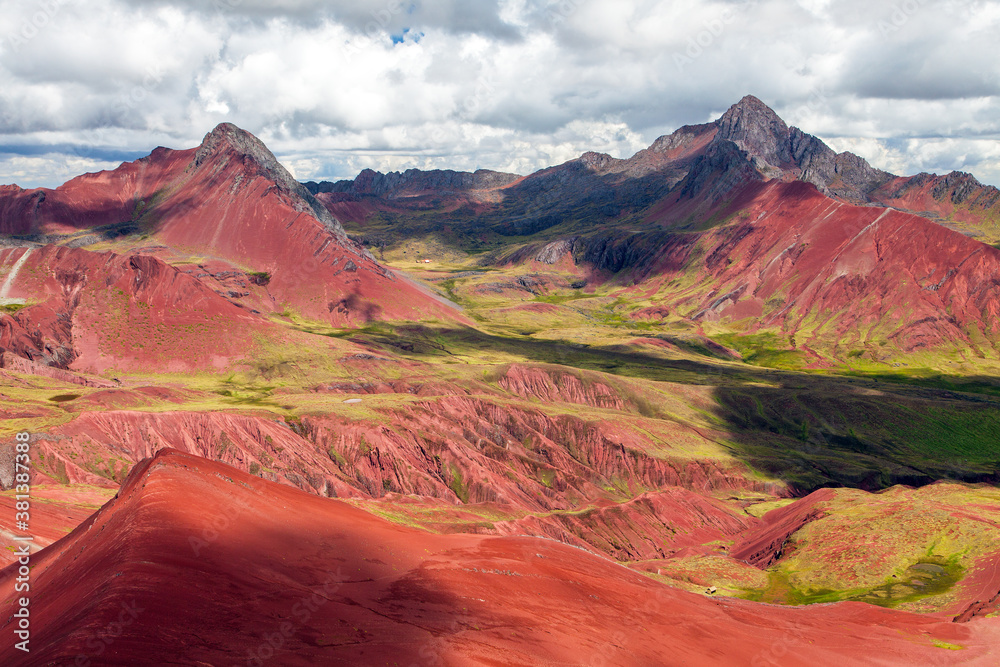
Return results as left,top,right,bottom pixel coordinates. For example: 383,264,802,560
579,151,618,171
714,95,793,169
193,123,345,236
692,96,892,202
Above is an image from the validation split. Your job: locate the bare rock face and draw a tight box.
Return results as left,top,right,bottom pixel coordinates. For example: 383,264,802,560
932,172,974,203
193,122,347,237
709,96,893,201
533,237,579,264
867,169,1000,229
714,95,795,170
930,170,999,206
677,138,764,202
0,444,14,490
663,95,1000,224
877,168,1000,208
788,127,894,201
646,123,716,155
310,167,521,199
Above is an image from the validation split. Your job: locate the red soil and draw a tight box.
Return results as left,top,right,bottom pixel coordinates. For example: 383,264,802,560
497,363,627,410
0,486,110,567
631,305,672,321
494,486,758,561
730,489,835,567
951,550,1000,622
35,410,355,497
303,395,771,509
311,378,467,396
497,301,563,314
1,449,996,666
0,352,117,388
0,124,464,327
871,173,1000,230
0,245,266,373
313,191,386,224
32,388,766,528
641,180,1000,352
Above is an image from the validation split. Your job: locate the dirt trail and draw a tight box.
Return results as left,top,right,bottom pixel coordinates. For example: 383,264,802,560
0,246,31,301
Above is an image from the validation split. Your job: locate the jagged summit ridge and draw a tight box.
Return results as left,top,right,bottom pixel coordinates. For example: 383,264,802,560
714,95,794,170
699,95,891,200
299,94,999,241
306,166,521,198
194,122,346,236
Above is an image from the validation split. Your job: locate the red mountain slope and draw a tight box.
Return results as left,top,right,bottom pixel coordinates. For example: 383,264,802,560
638,179,1000,354
1,449,996,666
0,148,191,237
871,170,1000,233
0,244,274,372
0,123,463,326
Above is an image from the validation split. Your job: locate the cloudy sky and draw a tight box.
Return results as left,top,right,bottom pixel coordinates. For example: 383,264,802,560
0,0,998,188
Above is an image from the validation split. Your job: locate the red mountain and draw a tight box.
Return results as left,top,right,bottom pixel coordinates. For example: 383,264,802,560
1,449,995,666
0,244,272,373
637,179,1000,356
299,97,860,230
2,101,1000,665
316,96,1000,358
0,123,463,327
317,95,998,239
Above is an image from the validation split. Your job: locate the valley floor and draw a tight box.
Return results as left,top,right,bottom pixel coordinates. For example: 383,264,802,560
2,248,1000,665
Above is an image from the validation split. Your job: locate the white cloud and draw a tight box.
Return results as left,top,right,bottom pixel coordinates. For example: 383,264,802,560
0,0,997,189
0,153,122,189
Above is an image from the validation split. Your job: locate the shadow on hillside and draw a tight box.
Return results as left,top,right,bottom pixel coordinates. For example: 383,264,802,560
331,155,714,265
710,379,1000,494
0,459,474,665
367,324,1000,496
363,323,763,386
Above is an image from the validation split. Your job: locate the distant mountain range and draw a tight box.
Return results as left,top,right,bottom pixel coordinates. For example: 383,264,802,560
2,99,1000,664
300,96,1000,360
305,95,1000,241
2,96,1000,368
